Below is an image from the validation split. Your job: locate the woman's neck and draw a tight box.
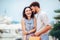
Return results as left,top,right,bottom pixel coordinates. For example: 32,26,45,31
28,17,31,20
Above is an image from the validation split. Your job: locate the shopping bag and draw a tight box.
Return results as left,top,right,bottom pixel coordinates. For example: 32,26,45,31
29,36,41,40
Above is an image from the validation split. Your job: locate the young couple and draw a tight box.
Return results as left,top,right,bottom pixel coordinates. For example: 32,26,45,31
21,2,52,40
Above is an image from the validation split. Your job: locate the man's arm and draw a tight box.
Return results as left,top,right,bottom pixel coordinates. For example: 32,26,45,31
35,13,52,36
35,25,52,36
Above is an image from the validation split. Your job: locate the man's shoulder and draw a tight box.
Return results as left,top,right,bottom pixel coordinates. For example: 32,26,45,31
40,11,46,15
39,11,48,19
35,10,47,17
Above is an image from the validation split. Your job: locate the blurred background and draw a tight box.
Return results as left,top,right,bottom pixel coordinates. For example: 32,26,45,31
0,0,59,22
0,0,60,40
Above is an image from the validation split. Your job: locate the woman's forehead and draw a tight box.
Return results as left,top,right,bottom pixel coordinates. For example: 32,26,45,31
25,8,31,11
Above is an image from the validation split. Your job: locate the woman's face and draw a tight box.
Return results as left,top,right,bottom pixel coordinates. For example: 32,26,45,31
25,8,32,17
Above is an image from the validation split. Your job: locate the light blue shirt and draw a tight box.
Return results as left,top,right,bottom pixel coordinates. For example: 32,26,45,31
24,18,34,32
35,10,51,40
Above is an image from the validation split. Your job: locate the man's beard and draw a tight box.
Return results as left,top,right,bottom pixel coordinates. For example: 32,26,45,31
33,11,37,15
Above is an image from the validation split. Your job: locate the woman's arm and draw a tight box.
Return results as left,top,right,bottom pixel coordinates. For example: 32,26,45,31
28,17,37,34
21,18,28,35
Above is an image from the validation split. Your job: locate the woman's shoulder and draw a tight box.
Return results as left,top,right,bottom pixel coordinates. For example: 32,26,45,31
21,17,25,22
33,17,36,19
21,17,26,24
32,17,36,21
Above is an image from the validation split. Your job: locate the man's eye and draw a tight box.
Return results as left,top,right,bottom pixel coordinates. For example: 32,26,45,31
31,9,33,10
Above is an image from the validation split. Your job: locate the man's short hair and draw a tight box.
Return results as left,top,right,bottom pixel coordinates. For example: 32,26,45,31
30,2,40,8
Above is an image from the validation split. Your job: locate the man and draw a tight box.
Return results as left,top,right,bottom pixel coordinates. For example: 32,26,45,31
30,2,52,40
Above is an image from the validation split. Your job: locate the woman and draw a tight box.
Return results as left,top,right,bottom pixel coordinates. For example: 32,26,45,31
21,7,36,40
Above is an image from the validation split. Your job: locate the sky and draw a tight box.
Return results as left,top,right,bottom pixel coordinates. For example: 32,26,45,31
0,0,60,23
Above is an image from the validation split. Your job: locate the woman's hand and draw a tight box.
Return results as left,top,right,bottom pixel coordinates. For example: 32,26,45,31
23,31,28,35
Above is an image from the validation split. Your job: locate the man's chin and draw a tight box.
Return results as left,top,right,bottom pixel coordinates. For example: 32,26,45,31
33,12,37,14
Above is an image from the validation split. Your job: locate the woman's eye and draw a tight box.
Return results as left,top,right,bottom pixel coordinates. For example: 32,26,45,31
25,10,28,12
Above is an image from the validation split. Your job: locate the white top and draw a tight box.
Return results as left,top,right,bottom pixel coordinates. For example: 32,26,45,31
35,10,51,34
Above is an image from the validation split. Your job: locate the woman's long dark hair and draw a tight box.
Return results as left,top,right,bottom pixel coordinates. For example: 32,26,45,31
23,7,34,19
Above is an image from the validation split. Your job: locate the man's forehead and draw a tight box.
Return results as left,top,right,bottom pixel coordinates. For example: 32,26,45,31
31,6,35,7
31,6,35,8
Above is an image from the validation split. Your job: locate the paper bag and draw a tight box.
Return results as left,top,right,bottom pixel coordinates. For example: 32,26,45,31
29,36,41,40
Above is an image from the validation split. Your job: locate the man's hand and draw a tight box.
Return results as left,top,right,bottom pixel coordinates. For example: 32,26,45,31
34,25,52,36
34,32,41,36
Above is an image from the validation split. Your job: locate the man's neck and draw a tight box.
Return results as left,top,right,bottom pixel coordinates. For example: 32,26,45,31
37,8,40,13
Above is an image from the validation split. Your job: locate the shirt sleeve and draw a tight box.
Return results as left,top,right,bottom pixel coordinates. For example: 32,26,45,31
41,13,51,26
38,13,52,34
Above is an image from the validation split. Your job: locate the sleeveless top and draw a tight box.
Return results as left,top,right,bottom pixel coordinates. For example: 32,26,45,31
24,18,34,32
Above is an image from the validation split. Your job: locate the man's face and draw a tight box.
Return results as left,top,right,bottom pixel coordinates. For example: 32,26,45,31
31,6,36,14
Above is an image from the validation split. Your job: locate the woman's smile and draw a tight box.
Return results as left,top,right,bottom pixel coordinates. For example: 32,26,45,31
25,8,32,17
